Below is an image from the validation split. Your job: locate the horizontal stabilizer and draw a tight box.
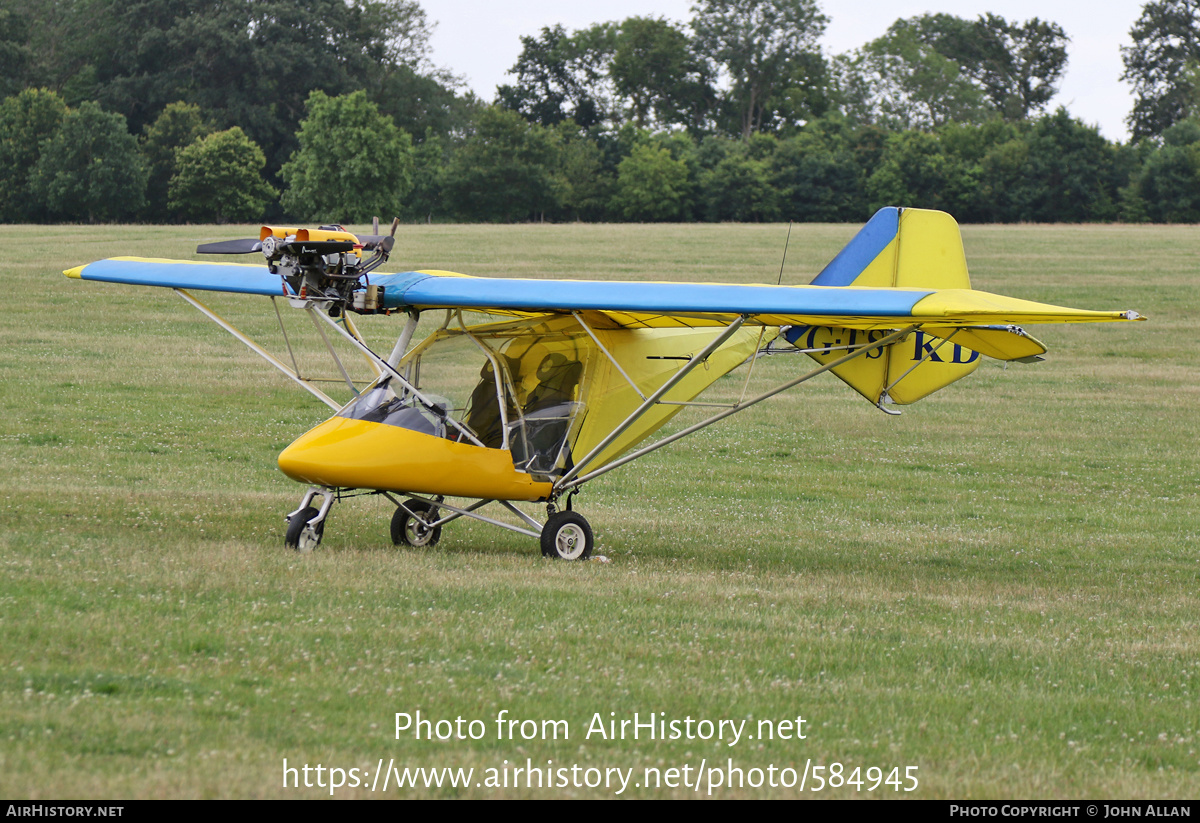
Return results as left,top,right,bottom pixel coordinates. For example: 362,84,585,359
920,325,1047,362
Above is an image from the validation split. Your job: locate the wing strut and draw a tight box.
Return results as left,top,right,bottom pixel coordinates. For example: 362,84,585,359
558,316,748,487
555,325,917,492
454,310,516,451
386,310,420,368
572,311,648,401
307,304,359,395
308,309,487,448
174,289,341,411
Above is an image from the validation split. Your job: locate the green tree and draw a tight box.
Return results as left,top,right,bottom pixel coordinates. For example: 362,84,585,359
837,25,993,131
691,0,829,138
976,135,1035,222
140,101,214,219
611,17,715,130
440,107,565,222
497,23,618,129
28,100,146,222
61,0,447,176
968,15,1068,120
0,1,32,97
934,119,1022,222
0,88,68,222
280,90,414,223
699,133,781,220
1021,109,1121,221
610,141,692,221
12,1,102,102
167,127,276,223
555,127,615,221
976,109,1122,223
1130,117,1200,221
369,64,480,143
865,130,979,216
402,130,445,223
770,119,867,221
896,13,1068,120
1122,0,1200,139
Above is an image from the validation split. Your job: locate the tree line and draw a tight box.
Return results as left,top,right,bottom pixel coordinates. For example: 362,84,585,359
2,0,1200,224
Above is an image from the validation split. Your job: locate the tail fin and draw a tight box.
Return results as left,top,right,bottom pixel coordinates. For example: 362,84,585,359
791,207,983,412
811,206,971,290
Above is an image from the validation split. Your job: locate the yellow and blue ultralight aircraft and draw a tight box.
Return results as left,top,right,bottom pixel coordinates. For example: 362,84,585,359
65,208,1143,559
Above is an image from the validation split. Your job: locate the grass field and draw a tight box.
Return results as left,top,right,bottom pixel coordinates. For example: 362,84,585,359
0,221,1196,798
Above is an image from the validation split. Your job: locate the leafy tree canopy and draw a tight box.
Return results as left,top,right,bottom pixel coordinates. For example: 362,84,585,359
769,119,869,222
141,102,214,218
699,135,781,221
611,17,715,130
1126,116,1200,220
497,23,618,130
280,90,415,223
866,129,980,216
610,141,692,221
837,26,992,131
0,87,68,221
169,127,277,223
29,100,146,222
0,1,32,98
1122,0,1200,139
974,109,1121,223
897,13,1068,120
19,0,453,178
691,0,829,138
440,107,565,222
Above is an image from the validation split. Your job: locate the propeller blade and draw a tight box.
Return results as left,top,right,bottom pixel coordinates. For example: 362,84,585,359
197,238,262,254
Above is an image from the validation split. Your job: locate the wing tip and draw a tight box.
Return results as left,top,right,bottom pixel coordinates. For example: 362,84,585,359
64,265,83,279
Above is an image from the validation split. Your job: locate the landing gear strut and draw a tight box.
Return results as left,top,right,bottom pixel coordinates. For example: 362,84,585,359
284,487,333,553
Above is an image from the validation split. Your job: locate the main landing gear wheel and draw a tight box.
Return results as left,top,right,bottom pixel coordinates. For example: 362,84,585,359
541,511,593,560
285,506,324,553
391,500,442,547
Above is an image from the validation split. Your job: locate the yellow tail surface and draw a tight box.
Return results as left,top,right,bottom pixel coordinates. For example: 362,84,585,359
787,208,1040,409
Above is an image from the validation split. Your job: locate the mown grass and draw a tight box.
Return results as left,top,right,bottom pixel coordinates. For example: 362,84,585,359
0,222,1196,798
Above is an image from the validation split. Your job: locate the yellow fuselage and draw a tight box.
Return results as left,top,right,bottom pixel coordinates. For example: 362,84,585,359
277,417,553,501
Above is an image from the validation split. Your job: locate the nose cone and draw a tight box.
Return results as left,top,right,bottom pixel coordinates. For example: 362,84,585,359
277,417,378,488
278,417,552,502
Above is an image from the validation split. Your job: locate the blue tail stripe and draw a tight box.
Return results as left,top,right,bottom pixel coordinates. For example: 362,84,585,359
809,207,899,287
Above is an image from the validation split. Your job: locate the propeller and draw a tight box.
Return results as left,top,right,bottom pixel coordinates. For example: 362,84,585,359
197,219,396,265
196,238,262,254
199,234,390,255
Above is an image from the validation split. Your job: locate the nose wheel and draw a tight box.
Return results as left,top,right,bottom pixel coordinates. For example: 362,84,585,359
284,487,332,553
541,510,593,560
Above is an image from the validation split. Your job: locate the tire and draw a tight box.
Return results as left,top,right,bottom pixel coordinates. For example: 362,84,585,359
540,511,593,560
391,500,441,547
285,506,324,553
